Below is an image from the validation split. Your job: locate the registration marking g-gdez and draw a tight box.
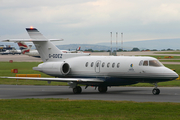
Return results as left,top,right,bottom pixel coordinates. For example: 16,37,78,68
49,54,62,58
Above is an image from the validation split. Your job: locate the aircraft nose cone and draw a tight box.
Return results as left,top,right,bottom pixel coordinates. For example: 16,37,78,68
163,68,179,80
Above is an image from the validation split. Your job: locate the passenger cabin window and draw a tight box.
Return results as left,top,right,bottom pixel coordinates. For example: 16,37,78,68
149,60,162,67
139,60,143,66
91,62,94,67
102,62,105,67
117,63,120,68
107,63,110,68
112,63,115,68
143,60,148,66
85,62,88,67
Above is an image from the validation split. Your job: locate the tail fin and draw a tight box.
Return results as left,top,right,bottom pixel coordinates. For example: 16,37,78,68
17,42,30,54
76,46,81,51
26,28,90,62
26,28,63,62
26,28,46,39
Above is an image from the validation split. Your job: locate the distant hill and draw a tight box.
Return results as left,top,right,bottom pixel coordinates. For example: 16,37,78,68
57,44,111,51
1,38,180,51
97,38,180,50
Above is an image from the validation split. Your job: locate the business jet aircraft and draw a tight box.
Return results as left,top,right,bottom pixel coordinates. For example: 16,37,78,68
1,27,178,95
17,42,82,58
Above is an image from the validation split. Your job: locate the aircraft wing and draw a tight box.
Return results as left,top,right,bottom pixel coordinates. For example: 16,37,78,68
1,77,104,83
2,39,63,42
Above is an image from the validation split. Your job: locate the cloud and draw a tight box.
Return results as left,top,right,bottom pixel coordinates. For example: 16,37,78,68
1,0,180,44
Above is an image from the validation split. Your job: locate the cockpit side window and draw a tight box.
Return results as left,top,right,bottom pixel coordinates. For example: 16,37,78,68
143,60,148,66
149,60,162,67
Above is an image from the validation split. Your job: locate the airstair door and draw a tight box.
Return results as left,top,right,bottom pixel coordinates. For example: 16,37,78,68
95,60,101,73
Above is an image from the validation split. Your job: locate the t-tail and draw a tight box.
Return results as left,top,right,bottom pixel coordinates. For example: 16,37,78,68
26,28,63,62
26,28,90,62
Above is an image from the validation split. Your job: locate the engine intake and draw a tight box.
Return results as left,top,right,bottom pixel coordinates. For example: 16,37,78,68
34,62,70,76
61,63,70,75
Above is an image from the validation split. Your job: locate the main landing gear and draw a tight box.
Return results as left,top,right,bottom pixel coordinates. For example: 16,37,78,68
73,86,82,94
152,83,160,95
98,86,108,93
72,85,108,94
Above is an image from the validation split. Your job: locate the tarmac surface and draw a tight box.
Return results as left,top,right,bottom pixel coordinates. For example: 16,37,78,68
0,85,180,102
0,54,42,62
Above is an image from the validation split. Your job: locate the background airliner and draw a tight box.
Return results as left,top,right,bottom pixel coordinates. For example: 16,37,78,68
1,27,178,95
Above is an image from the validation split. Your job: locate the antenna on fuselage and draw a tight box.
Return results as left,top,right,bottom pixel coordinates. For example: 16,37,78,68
110,32,112,55
121,32,123,52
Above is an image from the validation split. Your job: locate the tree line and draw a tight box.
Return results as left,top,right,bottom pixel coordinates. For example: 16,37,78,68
84,48,177,52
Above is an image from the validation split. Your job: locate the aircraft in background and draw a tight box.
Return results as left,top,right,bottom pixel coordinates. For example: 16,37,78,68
61,46,82,53
17,42,40,57
1,27,178,95
0,45,21,55
17,42,82,58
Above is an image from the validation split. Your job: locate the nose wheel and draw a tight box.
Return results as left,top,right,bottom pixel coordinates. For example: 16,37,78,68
152,83,160,95
152,88,160,95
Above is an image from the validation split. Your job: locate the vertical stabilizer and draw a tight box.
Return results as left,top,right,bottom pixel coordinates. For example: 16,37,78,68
17,42,30,54
26,28,63,62
26,28,46,39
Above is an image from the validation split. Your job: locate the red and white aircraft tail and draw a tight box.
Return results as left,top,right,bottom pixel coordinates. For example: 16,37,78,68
17,42,30,54
77,46,81,51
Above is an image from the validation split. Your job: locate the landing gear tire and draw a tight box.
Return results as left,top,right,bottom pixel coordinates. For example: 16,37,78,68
98,86,107,93
73,86,82,94
152,88,160,95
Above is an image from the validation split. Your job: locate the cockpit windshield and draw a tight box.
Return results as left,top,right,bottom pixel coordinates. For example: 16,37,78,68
149,60,162,67
139,60,162,67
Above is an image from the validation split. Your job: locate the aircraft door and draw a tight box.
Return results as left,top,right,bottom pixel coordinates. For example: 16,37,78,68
95,60,101,73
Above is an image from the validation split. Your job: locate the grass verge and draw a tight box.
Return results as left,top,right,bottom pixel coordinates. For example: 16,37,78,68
0,62,67,85
0,99,180,120
140,55,180,59
154,52,180,54
160,60,180,62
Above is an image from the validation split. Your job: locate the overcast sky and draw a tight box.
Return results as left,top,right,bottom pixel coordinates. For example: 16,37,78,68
1,0,180,45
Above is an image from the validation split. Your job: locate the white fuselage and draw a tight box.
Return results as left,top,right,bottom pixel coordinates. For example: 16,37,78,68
36,56,178,86
24,50,40,57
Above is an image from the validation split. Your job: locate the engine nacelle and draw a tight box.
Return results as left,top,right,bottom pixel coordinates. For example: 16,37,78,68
33,62,70,76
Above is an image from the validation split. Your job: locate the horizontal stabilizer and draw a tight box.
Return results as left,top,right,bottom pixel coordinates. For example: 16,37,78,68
1,77,104,83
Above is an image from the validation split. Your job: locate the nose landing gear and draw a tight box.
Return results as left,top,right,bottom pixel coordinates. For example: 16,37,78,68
152,83,160,95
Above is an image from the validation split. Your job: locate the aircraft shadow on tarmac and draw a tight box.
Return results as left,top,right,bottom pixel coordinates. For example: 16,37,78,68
11,89,150,99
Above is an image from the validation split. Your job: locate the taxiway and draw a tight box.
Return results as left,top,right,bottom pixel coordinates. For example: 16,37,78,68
0,85,180,102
